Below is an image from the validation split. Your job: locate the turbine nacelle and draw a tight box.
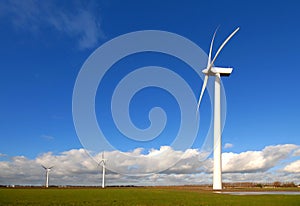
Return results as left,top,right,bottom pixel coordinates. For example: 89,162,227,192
98,152,107,166
99,159,106,166
42,165,54,171
202,67,233,77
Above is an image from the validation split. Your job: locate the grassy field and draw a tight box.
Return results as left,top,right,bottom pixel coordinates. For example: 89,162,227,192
0,187,300,206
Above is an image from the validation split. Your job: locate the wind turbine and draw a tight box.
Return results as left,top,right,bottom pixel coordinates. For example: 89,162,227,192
41,165,54,188
197,27,239,190
98,152,107,188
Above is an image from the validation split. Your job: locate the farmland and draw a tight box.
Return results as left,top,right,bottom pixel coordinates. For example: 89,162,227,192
0,186,300,206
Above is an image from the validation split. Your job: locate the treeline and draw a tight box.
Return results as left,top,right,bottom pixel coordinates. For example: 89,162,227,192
224,181,299,188
0,185,139,188
1,182,299,188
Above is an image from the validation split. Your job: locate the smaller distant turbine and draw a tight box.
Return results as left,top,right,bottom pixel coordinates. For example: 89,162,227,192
98,152,107,188
41,165,54,188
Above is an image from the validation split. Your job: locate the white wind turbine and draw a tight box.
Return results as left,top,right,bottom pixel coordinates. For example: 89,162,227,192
98,152,107,188
41,165,54,188
197,27,239,190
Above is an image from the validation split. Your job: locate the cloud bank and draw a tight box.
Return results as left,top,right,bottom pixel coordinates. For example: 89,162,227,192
0,144,299,186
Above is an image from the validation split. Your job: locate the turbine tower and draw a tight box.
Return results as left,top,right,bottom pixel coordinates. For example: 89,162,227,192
99,152,107,188
197,27,239,190
41,165,54,188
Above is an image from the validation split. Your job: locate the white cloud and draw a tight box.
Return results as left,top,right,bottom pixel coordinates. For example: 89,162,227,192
92,146,208,176
283,160,300,173
0,153,6,157
224,143,233,149
292,148,300,156
223,171,300,184
0,0,104,49
222,144,298,173
0,144,299,186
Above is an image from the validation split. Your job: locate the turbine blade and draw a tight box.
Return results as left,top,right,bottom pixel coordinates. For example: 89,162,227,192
207,27,219,68
41,165,46,169
196,75,209,113
98,160,104,166
209,27,240,70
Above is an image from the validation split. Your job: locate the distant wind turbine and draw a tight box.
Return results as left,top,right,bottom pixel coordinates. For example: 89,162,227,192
197,27,239,190
41,165,54,188
98,152,107,188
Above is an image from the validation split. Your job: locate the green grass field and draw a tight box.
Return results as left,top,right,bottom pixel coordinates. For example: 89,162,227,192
0,187,300,206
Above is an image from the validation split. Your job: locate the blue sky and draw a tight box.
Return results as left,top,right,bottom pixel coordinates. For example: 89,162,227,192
0,0,300,185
